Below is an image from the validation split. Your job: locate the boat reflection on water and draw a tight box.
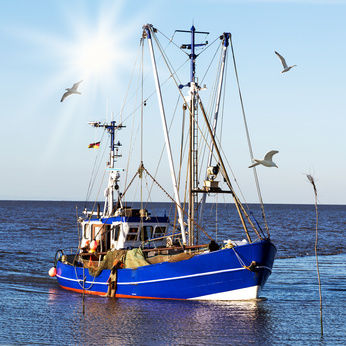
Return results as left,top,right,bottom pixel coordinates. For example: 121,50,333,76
47,287,65,302
52,294,272,345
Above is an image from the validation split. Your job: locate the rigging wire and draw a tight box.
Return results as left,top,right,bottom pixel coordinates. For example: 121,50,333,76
123,41,145,194
197,35,220,59
210,131,266,239
84,129,107,204
152,31,184,88
123,111,141,199
200,40,222,86
147,33,257,240
152,30,226,232
197,97,263,241
139,38,146,244
143,27,263,241
229,36,270,237
198,43,223,185
140,37,144,213
119,43,143,125
87,166,108,223
115,56,189,143
157,28,190,57
151,30,191,107
142,165,213,241
120,31,188,208
148,41,244,232
219,52,228,143
145,94,181,207
143,33,261,238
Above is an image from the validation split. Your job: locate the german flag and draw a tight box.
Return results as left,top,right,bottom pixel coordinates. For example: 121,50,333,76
88,141,100,149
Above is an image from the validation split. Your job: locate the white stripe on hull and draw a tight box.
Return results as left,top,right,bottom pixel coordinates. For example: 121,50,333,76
57,272,261,300
57,266,248,286
189,285,261,300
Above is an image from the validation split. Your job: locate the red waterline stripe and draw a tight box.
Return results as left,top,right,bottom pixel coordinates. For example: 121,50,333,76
59,285,186,300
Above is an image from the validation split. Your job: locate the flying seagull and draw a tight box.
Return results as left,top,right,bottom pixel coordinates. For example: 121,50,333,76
249,150,279,168
274,51,296,73
60,80,83,102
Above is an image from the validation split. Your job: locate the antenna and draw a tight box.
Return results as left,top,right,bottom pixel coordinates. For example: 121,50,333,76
176,26,209,84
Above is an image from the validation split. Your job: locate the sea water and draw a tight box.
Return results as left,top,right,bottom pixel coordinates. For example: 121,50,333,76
0,201,345,345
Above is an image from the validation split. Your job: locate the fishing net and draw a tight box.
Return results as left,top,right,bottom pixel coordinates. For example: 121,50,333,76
82,249,126,277
82,248,194,277
124,248,150,269
146,252,193,264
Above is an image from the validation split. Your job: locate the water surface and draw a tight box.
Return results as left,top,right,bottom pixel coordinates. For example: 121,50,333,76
0,201,345,345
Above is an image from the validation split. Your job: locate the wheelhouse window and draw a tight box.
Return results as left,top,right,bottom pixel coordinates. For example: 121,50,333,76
126,227,138,241
140,226,152,241
83,224,91,239
153,226,166,238
113,225,120,241
91,224,103,239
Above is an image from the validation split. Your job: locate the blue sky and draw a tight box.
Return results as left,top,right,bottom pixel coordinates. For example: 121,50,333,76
1,0,346,204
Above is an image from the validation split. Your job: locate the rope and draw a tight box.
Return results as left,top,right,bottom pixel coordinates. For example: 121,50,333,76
145,94,181,208
200,42,222,86
155,28,189,56
157,29,189,56
74,258,99,290
145,27,262,242
142,165,213,241
120,169,140,201
230,36,270,238
119,42,143,125
198,44,223,185
152,31,183,90
87,168,107,223
140,38,144,210
197,35,220,59
85,129,107,204
232,247,247,267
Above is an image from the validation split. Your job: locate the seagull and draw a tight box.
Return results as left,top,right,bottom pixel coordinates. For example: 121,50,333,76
274,51,296,73
249,150,279,168
60,80,83,102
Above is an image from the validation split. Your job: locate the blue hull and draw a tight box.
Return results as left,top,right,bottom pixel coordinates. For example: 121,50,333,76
56,240,276,300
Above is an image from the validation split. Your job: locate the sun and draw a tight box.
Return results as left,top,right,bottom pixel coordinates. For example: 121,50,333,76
68,24,130,82
26,2,136,87
16,1,138,160
78,35,118,77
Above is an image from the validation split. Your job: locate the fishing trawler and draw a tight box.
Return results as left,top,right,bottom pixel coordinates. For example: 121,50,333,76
50,24,276,300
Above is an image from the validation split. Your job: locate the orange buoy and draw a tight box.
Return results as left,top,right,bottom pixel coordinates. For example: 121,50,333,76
49,267,57,277
90,240,98,251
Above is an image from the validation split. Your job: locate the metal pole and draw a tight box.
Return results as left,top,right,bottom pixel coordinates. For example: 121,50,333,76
189,26,197,245
144,25,187,245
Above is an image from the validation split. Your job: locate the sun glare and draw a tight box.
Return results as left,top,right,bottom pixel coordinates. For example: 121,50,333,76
50,4,134,84
79,36,116,76
72,31,125,80
18,2,137,159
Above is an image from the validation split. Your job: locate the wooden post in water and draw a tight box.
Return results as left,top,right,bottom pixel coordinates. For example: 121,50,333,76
306,174,323,336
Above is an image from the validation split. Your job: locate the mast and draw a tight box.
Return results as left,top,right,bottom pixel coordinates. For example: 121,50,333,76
107,121,116,216
189,26,198,246
177,26,208,245
88,121,124,217
143,24,187,245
